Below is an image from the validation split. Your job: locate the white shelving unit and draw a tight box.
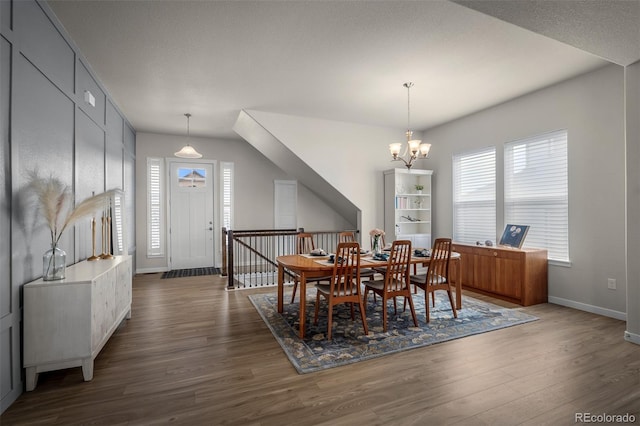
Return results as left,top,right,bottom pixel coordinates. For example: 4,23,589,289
384,168,433,250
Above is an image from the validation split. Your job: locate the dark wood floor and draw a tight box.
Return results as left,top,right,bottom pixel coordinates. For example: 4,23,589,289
2,273,639,425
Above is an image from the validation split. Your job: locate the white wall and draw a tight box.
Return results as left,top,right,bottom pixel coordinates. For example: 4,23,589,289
625,60,640,343
135,132,352,272
426,64,628,318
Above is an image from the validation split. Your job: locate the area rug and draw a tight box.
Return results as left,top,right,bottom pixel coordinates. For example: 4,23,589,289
248,290,538,373
161,267,221,279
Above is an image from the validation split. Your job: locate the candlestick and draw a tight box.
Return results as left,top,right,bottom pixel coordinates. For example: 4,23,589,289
88,216,100,261
101,198,114,259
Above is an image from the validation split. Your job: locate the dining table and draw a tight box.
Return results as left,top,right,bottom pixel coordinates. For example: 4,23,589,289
276,251,461,339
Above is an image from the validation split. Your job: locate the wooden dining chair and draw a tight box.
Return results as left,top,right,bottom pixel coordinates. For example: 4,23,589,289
297,232,315,255
339,231,376,283
369,233,416,295
338,231,355,243
409,238,457,323
290,233,330,303
313,241,368,340
363,240,418,332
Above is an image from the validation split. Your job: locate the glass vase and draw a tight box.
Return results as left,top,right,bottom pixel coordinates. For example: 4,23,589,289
43,244,66,281
372,235,382,256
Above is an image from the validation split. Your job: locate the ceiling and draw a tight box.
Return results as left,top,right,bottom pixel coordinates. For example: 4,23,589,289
46,0,638,141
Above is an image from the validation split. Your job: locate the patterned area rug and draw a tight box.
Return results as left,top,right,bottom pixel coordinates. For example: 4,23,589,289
161,267,221,279
249,290,538,373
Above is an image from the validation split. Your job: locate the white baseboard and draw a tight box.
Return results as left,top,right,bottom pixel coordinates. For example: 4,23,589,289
548,296,627,321
624,330,640,345
135,267,168,274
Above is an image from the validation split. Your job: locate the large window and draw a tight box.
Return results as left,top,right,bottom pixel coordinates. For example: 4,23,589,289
147,158,164,257
504,130,569,263
453,147,496,244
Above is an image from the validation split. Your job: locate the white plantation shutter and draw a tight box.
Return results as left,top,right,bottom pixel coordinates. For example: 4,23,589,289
221,162,234,229
453,147,496,244
113,194,124,254
504,130,568,262
147,158,164,257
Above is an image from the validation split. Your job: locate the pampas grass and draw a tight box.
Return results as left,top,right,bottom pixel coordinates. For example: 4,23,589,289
27,171,119,246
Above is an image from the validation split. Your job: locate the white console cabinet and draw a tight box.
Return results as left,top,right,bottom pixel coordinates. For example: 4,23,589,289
23,255,132,391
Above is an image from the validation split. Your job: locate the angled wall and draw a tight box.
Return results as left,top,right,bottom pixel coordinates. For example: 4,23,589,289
233,111,360,227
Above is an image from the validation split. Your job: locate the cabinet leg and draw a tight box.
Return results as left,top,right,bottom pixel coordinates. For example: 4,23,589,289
81,359,94,381
25,367,38,391
126,308,131,320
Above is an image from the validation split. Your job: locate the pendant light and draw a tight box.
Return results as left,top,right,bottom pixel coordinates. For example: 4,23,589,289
174,113,203,159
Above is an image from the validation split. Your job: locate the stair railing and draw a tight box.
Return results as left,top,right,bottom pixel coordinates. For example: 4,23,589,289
222,228,359,289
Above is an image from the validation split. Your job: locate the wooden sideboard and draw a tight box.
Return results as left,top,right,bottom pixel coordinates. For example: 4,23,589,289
23,255,132,391
450,243,548,306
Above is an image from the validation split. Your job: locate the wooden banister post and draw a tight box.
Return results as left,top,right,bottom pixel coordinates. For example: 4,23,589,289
227,229,235,289
221,228,228,277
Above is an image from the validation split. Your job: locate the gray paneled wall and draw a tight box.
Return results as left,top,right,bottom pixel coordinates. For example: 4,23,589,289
75,110,106,261
0,0,136,413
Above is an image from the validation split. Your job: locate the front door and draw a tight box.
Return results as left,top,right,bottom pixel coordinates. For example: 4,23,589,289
169,161,214,269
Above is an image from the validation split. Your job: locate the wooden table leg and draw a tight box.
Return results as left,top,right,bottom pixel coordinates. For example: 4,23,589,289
298,273,307,339
277,263,284,313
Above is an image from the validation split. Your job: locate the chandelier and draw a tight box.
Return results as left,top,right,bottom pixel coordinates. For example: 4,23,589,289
389,82,431,169
174,113,203,159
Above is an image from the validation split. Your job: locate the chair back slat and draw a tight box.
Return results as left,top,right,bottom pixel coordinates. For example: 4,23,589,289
426,238,452,286
332,242,360,297
385,240,412,292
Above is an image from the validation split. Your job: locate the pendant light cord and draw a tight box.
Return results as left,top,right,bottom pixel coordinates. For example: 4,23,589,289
185,113,191,139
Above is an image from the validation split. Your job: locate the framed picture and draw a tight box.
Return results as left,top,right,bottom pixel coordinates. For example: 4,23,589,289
499,224,530,249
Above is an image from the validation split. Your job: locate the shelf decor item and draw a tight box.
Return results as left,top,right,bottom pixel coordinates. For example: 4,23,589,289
415,184,424,194
27,171,118,280
499,224,530,249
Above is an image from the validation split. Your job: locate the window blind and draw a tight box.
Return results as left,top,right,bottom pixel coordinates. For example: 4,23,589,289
453,147,496,244
504,130,568,262
147,158,163,257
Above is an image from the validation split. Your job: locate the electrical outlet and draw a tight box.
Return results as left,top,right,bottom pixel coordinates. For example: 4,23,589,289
607,278,616,290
